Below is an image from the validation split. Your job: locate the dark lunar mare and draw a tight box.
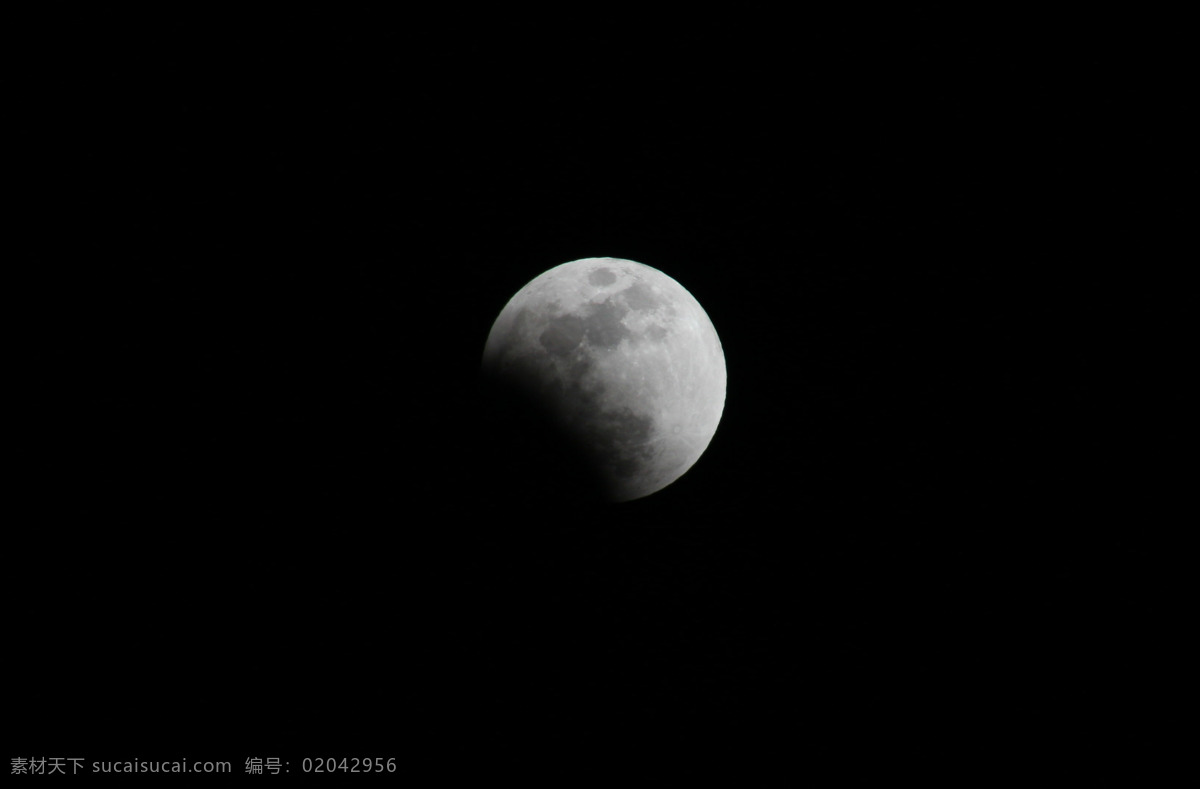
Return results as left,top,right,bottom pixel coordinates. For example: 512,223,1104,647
537,298,632,358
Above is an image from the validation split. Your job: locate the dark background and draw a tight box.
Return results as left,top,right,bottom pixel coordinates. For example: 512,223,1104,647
14,10,1157,780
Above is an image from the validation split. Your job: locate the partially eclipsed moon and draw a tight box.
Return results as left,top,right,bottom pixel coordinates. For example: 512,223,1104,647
482,257,726,502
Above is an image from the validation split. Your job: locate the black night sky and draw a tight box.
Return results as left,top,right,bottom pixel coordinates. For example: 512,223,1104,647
15,10,1156,780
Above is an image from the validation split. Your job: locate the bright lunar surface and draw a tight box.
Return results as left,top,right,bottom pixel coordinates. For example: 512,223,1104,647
482,257,726,502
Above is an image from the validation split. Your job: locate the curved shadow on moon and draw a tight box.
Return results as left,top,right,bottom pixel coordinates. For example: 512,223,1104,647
474,370,614,512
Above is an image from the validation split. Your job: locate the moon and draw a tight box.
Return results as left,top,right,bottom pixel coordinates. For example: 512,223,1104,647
482,257,726,502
